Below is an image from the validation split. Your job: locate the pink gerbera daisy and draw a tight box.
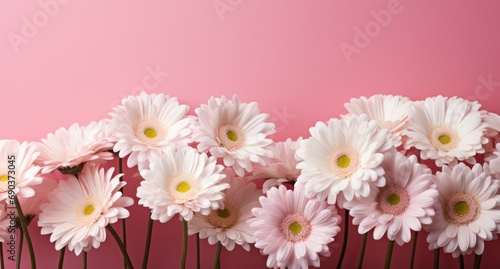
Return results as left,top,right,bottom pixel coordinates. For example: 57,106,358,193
248,184,341,269
345,152,438,245
426,163,500,257
37,122,114,174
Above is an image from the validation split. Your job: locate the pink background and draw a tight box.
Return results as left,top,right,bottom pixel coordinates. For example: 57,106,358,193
1,0,500,268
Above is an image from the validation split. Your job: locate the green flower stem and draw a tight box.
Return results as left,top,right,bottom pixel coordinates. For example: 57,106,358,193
434,249,440,269
384,240,395,269
196,233,201,269
336,209,350,269
14,196,35,269
0,243,4,269
357,233,368,269
118,157,127,269
181,220,188,269
106,224,134,269
459,254,464,269
473,254,482,269
213,242,222,269
141,217,154,269
82,251,87,269
16,228,23,269
58,247,66,269
409,231,418,269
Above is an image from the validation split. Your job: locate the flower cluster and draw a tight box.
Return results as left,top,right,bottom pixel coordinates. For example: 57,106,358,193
4,93,500,269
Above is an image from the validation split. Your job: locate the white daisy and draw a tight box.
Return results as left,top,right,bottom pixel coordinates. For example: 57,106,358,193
37,122,114,174
0,140,42,200
345,152,438,246
109,92,194,170
248,184,341,269
344,94,412,147
188,173,261,251
426,163,500,257
137,147,229,222
405,96,488,167
38,165,133,255
252,138,302,193
296,114,394,206
193,95,275,177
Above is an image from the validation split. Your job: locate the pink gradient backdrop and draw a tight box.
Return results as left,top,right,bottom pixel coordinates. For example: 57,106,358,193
1,0,500,268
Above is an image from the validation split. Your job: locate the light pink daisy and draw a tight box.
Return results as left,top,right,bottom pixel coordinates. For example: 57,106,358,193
0,140,42,200
426,163,500,257
345,152,438,245
37,122,114,174
193,95,275,177
344,94,412,147
19,177,58,222
252,138,302,193
0,201,12,242
188,173,261,251
248,184,341,269
38,165,133,255
109,92,194,170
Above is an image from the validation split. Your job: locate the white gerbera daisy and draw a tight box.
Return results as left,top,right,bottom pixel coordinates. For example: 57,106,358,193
426,163,500,257
137,147,229,222
345,152,438,246
248,184,341,269
405,96,488,167
37,122,114,174
110,92,194,170
193,95,275,177
344,94,412,147
252,138,302,193
0,140,42,200
0,201,12,242
188,173,261,251
38,165,133,255
296,114,394,206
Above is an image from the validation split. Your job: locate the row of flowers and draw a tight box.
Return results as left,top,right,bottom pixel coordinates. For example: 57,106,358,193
2,93,500,268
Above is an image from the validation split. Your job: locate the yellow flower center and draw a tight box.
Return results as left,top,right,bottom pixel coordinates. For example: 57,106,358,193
454,201,469,216
288,221,303,236
336,154,351,169
0,175,8,182
226,130,238,142
176,182,191,193
438,134,451,145
386,193,401,206
216,209,230,218
144,128,157,139
84,205,95,216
